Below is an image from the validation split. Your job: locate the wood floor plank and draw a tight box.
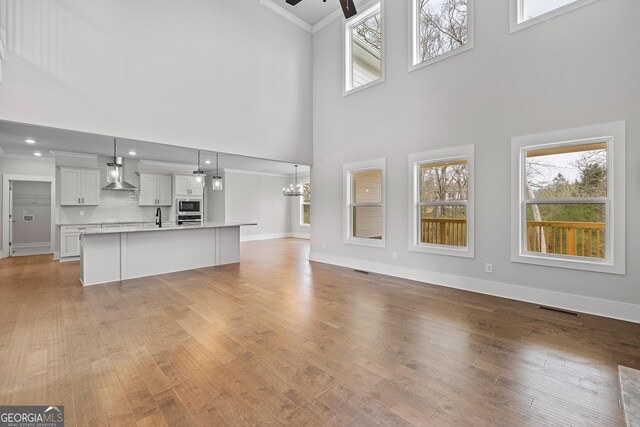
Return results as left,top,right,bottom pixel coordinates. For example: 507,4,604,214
0,239,638,426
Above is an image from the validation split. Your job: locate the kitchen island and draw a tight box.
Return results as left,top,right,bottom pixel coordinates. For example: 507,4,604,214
80,222,255,286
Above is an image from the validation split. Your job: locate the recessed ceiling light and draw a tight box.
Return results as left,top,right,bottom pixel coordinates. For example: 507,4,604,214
205,160,211,164
129,151,137,156
33,152,42,157
25,139,36,144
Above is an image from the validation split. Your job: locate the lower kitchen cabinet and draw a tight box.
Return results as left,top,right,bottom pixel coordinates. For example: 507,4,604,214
60,225,99,258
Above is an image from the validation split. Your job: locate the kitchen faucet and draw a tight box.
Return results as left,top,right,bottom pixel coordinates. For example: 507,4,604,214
155,207,162,228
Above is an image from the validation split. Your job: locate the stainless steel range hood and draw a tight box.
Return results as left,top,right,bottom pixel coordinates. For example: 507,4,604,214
102,139,138,191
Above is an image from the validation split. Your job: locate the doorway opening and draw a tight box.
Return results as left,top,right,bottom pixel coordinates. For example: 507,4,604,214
8,180,53,257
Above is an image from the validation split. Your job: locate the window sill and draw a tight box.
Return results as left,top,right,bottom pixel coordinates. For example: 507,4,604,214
409,243,474,259
511,252,624,275
343,76,385,97
344,237,386,248
409,42,474,73
299,224,311,228
509,0,600,33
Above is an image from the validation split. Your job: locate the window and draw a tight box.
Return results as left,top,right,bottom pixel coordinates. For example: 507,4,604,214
344,2,384,94
511,121,626,274
408,145,474,257
344,159,385,247
410,0,474,71
510,0,599,32
300,182,311,226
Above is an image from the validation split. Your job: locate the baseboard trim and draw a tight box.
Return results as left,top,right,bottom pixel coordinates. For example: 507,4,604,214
289,232,310,240
13,242,51,249
309,252,640,324
241,232,310,242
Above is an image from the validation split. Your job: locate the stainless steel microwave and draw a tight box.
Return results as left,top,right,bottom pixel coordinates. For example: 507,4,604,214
177,199,202,214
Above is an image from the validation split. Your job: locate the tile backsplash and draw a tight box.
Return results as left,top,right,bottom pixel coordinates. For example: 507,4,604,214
58,190,171,224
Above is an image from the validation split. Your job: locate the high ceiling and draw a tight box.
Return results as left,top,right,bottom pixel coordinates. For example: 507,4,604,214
0,121,310,175
268,0,341,27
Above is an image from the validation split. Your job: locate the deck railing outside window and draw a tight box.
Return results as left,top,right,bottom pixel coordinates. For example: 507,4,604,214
420,218,466,247
526,220,605,258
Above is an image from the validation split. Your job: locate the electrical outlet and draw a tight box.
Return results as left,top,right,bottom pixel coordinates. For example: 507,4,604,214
322,242,326,250
392,251,398,260
79,211,84,217
485,263,493,273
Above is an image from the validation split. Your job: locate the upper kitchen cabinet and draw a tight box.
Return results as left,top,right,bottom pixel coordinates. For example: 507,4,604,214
138,173,173,206
174,174,204,197
60,167,101,206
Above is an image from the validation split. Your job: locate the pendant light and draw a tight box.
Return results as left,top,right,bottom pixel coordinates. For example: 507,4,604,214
193,150,206,188
103,138,138,191
211,152,223,191
107,138,122,183
283,165,303,197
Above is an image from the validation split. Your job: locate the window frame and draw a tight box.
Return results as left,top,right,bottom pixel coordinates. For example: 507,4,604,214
344,158,386,248
409,0,475,72
408,145,475,258
300,181,311,227
510,0,600,33
511,121,626,275
343,0,385,96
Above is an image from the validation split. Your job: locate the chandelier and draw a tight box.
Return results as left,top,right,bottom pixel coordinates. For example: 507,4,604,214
283,165,303,197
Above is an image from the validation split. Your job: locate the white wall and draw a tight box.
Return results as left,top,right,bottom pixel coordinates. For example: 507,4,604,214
311,0,640,320
206,171,226,223
0,0,313,165
0,156,55,253
223,170,293,240
11,180,51,245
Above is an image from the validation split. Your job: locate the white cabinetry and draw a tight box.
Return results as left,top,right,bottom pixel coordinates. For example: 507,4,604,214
174,174,203,197
60,168,101,206
60,225,99,258
138,173,173,206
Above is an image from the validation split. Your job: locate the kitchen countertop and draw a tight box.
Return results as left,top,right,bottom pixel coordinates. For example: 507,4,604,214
80,222,256,235
58,221,153,226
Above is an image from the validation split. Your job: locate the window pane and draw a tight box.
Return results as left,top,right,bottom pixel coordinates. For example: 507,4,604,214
525,143,607,200
420,205,467,247
353,169,382,204
520,0,578,22
353,206,383,239
302,204,311,225
419,159,468,202
417,0,468,63
525,203,605,259
351,12,382,89
302,183,311,204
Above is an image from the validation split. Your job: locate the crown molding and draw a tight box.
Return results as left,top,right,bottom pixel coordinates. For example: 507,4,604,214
137,159,195,169
0,153,55,162
50,150,98,159
259,0,313,33
223,168,291,178
312,8,343,33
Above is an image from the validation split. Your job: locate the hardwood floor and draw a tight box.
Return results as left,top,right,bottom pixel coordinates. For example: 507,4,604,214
1,238,639,426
